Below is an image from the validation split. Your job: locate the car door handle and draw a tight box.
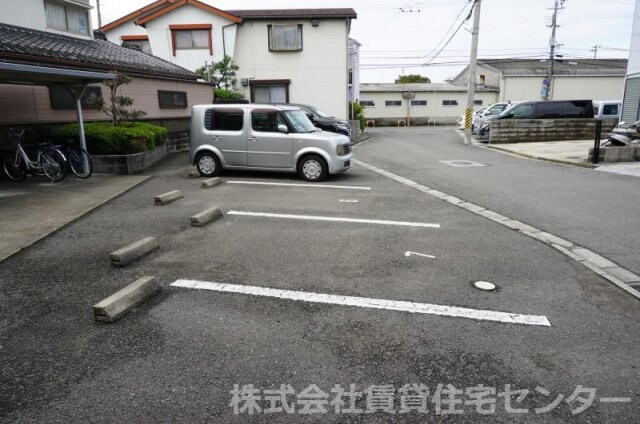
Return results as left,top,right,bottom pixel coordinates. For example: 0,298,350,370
249,137,258,142
211,135,220,140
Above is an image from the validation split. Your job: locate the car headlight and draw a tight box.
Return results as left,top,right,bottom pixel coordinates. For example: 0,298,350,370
336,123,351,131
336,144,345,156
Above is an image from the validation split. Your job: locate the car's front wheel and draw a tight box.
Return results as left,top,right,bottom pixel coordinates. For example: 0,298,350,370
196,152,221,177
298,154,327,182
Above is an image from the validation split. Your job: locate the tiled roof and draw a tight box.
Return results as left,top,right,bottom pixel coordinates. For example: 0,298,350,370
360,83,498,92
226,9,357,20
478,58,628,76
0,23,198,81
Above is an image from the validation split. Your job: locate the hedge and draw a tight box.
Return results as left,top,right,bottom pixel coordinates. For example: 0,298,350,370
54,122,167,155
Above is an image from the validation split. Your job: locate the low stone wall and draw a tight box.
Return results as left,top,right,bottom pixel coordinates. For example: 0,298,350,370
143,118,190,152
364,116,458,127
93,144,167,175
588,145,640,163
489,118,618,144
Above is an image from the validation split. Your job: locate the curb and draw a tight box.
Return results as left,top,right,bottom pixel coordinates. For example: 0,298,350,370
484,145,597,169
93,276,160,322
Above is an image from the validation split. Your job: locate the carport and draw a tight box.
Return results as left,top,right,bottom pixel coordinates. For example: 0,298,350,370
0,62,115,151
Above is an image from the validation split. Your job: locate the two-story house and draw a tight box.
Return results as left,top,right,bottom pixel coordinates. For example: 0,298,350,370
0,0,212,151
100,0,357,119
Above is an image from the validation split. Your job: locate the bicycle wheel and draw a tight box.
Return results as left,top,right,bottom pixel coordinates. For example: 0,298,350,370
39,148,66,182
2,151,27,182
68,148,92,179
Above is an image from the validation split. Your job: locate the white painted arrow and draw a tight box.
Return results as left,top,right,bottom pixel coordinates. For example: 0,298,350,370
405,251,436,259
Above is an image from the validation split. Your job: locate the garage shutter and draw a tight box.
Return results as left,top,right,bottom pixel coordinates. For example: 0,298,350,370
622,77,640,123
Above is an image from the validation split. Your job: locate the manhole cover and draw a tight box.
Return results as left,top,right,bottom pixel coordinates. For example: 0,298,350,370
440,160,487,167
473,281,497,291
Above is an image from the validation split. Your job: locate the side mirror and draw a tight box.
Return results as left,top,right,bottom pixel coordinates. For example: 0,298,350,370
306,113,315,121
277,124,289,133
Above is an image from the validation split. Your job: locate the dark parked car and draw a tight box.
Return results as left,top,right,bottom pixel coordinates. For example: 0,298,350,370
478,100,594,137
283,103,352,136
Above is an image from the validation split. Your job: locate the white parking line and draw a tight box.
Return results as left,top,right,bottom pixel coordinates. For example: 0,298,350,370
226,181,372,190
171,279,551,327
227,211,440,228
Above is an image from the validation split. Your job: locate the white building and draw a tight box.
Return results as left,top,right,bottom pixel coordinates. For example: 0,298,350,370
359,83,498,125
452,59,627,102
0,0,93,39
100,1,357,119
622,0,640,123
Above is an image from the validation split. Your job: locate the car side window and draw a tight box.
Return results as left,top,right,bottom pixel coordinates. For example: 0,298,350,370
205,108,244,131
511,104,534,118
251,110,286,133
602,104,619,116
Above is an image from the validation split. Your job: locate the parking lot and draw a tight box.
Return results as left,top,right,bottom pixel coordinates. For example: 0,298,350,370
1,141,638,422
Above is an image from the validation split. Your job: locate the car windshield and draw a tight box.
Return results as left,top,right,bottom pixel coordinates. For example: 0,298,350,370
308,107,332,119
284,110,317,133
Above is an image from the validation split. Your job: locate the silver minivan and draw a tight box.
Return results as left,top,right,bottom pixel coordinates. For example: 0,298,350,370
189,104,352,182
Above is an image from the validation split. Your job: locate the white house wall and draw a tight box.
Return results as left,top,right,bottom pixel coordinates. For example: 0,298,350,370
359,91,497,122
234,19,349,119
0,0,47,31
104,21,147,46
628,0,640,77
501,76,625,101
144,5,236,72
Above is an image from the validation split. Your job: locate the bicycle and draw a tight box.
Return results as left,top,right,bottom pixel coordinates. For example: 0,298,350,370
2,129,67,182
51,140,93,179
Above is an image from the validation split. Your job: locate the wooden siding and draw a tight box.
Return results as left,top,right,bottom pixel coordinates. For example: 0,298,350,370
0,77,212,125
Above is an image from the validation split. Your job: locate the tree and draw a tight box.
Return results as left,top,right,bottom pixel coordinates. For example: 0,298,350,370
395,74,431,84
90,74,146,126
196,55,239,89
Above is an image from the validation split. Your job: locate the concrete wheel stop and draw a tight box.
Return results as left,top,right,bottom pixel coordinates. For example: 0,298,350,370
191,207,223,227
201,177,223,188
93,276,160,322
154,190,183,205
110,237,159,267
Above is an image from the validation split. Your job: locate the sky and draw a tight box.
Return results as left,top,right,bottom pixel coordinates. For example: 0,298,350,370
91,0,637,83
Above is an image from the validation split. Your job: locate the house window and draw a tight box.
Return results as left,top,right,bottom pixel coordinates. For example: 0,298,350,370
158,91,188,109
359,100,375,107
250,80,290,103
121,36,151,54
385,100,402,106
170,24,212,56
45,1,89,35
442,100,458,106
49,86,101,109
411,100,427,106
268,24,303,51
473,99,483,106
205,108,244,131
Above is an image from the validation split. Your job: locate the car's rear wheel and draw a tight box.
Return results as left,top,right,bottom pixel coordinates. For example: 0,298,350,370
196,151,221,177
298,154,327,182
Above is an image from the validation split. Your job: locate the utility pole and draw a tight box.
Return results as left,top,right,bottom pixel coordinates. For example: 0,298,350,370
464,0,481,145
544,0,564,100
591,44,601,59
96,0,102,28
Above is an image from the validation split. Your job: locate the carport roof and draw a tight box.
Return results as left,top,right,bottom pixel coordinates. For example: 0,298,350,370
0,62,115,85
0,23,198,81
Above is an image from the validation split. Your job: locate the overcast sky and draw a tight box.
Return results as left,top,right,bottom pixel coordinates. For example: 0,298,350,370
92,0,636,83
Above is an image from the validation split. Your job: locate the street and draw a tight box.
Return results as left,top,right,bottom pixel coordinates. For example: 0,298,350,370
1,127,638,423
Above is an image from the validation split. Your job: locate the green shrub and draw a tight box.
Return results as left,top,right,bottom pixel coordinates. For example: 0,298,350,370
54,122,167,155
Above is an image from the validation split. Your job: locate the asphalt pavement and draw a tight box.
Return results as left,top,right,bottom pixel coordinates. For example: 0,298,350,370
1,132,639,423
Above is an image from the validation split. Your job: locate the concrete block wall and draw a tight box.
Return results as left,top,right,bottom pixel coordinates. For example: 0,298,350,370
489,119,618,144
588,145,640,162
